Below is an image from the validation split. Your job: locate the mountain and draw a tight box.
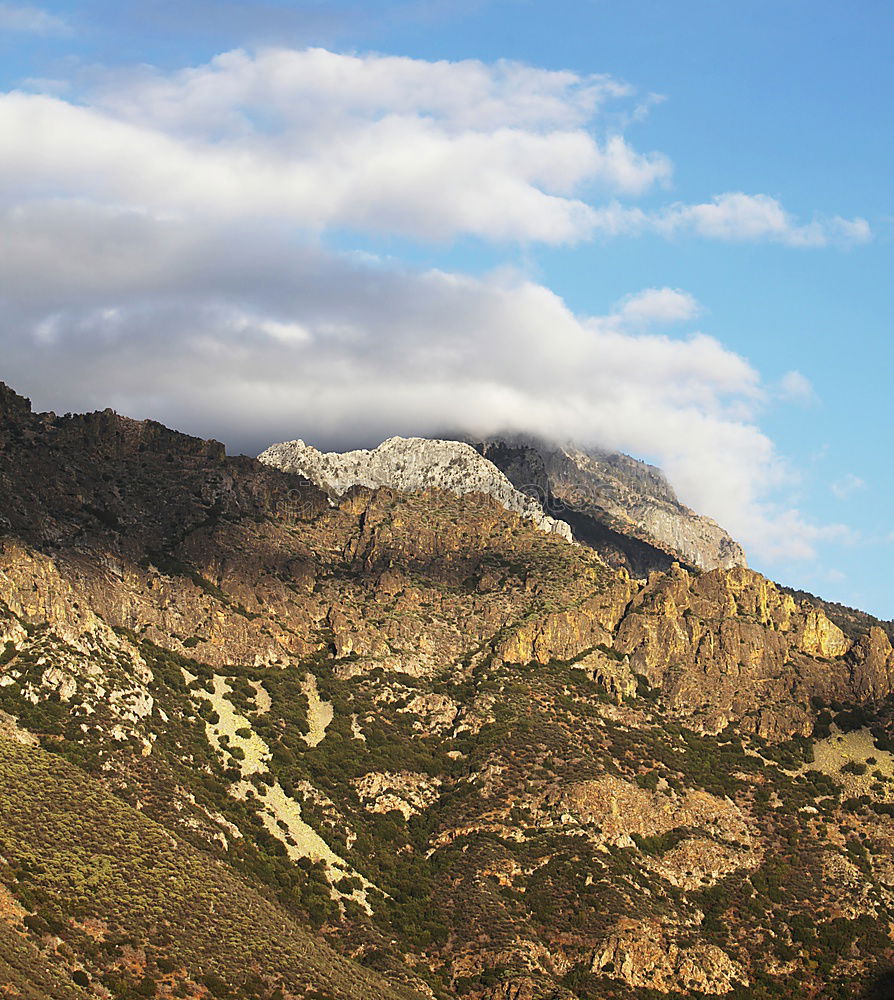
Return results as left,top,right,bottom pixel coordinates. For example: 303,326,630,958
1,381,894,1000
259,434,744,578
258,437,573,541
470,438,746,576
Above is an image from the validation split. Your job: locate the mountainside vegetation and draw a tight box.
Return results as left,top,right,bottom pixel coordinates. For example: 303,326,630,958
0,382,893,1000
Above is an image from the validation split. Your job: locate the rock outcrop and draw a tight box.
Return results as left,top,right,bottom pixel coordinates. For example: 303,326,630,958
1,383,889,740
591,919,747,994
473,437,746,574
609,563,894,738
259,437,573,541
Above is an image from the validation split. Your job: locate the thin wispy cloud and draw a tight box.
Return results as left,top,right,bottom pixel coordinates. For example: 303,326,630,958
831,473,867,500
612,287,701,327
0,3,68,35
777,370,816,404
591,193,871,248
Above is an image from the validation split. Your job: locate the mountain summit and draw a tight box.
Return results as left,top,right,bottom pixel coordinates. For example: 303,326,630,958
260,432,745,577
258,436,573,541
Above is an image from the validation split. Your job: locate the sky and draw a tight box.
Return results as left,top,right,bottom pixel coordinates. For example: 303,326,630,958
1,0,892,617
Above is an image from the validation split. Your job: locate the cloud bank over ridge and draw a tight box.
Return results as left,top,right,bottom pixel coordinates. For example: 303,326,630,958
0,46,862,563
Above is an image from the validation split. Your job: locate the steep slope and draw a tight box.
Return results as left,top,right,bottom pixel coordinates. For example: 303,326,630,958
472,438,746,575
1,382,894,999
258,436,573,541
0,727,423,1000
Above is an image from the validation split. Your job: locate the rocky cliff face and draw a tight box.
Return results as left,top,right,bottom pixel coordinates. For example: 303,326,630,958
259,436,573,541
1,383,894,1000
473,438,746,575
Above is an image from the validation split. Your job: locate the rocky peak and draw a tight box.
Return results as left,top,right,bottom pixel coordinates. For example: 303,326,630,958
473,436,746,574
0,382,226,464
258,436,573,541
0,381,31,422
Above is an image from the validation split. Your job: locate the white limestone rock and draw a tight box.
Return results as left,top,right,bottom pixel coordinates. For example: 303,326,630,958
258,436,573,541
475,437,746,571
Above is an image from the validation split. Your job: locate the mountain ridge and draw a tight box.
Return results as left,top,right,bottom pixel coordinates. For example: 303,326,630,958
257,435,573,541
259,431,746,577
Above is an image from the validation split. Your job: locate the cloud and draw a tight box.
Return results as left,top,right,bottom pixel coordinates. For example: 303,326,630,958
0,197,840,563
777,370,816,403
0,3,68,34
0,49,670,246
657,193,871,247
613,287,700,327
831,473,866,500
94,46,633,135
4,48,867,248
590,193,871,247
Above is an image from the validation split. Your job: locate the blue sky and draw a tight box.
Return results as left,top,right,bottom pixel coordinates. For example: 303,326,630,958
1,0,892,616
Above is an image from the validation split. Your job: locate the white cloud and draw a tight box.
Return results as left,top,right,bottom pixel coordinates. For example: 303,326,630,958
4,48,867,248
831,473,866,500
590,193,871,247
777,370,816,403
613,287,700,327
0,49,670,246
95,47,633,135
0,198,841,563
0,3,67,34
658,193,871,247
